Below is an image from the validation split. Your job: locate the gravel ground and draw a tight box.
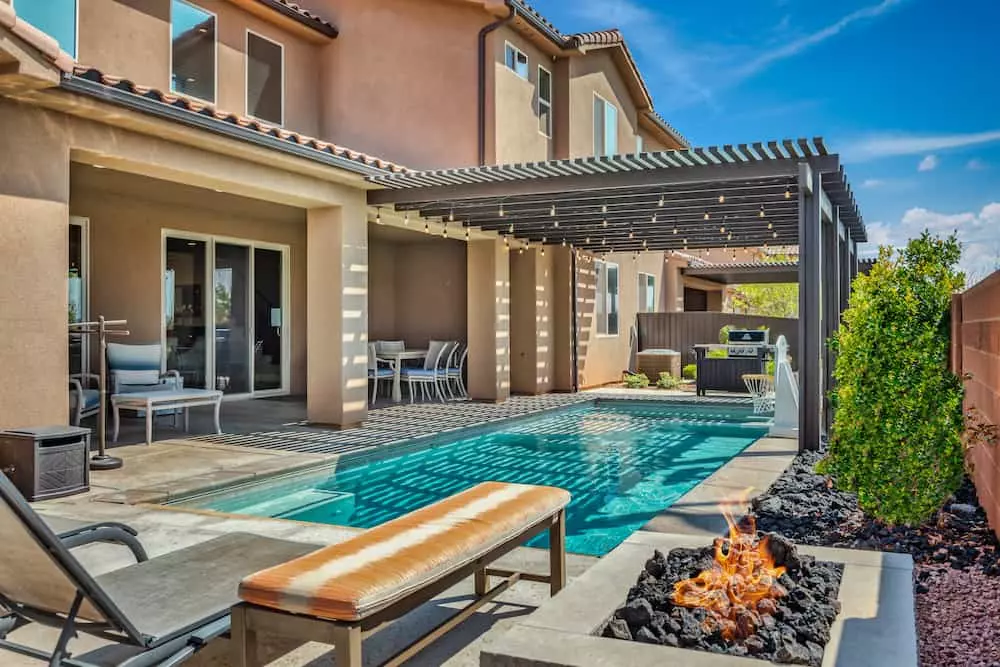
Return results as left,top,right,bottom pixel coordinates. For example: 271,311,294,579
751,451,1000,667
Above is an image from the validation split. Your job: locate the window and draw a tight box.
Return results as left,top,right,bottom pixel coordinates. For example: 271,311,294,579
13,0,77,58
246,31,284,124
635,134,644,155
171,0,217,103
537,66,552,137
504,42,529,79
595,260,620,335
638,273,656,313
593,95,618,157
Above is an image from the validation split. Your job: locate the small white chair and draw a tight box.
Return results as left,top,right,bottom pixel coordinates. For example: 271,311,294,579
743,374,776,414
401,344,450,403
447,344,468,399
367,343,395,406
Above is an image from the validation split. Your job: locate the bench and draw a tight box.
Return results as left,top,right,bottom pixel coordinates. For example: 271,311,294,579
232,481,571,667
111,388,223,445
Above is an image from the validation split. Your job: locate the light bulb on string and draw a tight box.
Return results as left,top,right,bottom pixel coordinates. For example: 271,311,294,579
727,232,733,241
442,223,448,238
424,221,430,233
704,211,710,221
658,194,665,207
541,247,545,257
554,219,559,228
785,183,792,200
561,239,567,247
585,236,591,244
601,203,608,214
449,208,454,222
768,221,773,230
773,231,778,239
550,204,556,217
465,227,470,240
718,195,725,204
602,238,607,246
508,223,514,234
499,203,505,217
629,228,635,239
759,204,765,218
720,226,726,234
404,211,409,225
375,208,382,225
602,218,608,228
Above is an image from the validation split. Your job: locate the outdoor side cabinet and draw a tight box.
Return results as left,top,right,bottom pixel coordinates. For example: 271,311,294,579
0,426,91,501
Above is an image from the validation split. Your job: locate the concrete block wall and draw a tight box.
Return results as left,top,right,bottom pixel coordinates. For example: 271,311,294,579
954,270,1000,538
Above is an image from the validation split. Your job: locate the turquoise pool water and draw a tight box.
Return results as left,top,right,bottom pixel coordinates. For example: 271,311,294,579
178,401,767,556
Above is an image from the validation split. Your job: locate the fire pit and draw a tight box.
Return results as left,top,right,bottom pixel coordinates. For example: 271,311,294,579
602,510,844,665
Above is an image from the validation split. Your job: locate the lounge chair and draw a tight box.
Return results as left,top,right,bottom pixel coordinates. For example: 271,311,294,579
0,472,318,667
232,481,570,667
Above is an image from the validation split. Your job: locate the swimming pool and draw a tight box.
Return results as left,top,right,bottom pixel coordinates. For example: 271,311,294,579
175,400,768,556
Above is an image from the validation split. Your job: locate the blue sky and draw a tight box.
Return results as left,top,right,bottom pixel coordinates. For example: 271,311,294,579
530,0,1000,278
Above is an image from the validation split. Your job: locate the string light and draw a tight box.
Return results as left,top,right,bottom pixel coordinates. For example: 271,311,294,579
375,208,382,225
773,231,778,239
499,203,505,217
561,239,567,247
585,236,591,244
652,213,657,223
554,219,560,228
508,223,514,234
727,232,733,241
442,222,448,238
658,194,665,207
629,228,635,239
767,221,773,230
404,211,409,225
643,239,648,248
785,183,792,200
720,226,726,234
602,238,607,246
718,194,725,204
673,224,678,234
602,218,608,228
550,204,556,217
704,211,710,221
518,246,524,254
541,247,546,257
504,235,510,248
465,227,470,240
632,252,638,262
424,221,430,233
449,208,454,222
759,204,765,218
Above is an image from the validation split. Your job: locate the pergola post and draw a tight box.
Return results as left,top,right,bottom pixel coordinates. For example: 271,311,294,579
798,162,824,451
839,224,851,313
822,208,841,432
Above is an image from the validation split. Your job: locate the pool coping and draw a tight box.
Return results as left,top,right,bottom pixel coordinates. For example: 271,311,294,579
481,531,918,667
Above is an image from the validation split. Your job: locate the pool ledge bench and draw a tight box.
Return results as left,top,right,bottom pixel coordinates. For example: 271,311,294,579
231,481,570,667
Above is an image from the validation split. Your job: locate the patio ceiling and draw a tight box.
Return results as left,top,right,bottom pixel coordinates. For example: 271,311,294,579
683,261,800,285
367,138,867,253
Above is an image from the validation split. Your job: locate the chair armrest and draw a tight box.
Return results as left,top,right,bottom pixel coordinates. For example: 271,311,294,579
69,378,83,395
70,373,100,388
161,370,181,380
57,522,149,562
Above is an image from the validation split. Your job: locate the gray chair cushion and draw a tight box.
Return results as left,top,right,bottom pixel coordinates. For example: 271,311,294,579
95,533,318,643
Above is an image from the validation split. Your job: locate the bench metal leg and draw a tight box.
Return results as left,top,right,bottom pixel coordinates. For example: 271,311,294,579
474,568,489,597
231,604,260,667
549,509,566,595
332,623,362,667
112,402,120,443
144,400,153,446
213,399,222,434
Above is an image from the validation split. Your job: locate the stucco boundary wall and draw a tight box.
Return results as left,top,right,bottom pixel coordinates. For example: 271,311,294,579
952,270,1000,539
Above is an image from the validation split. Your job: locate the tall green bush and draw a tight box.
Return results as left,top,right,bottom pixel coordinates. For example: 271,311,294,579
821,232,965,525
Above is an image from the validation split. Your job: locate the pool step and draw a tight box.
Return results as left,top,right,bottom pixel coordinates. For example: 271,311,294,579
235,488,356,521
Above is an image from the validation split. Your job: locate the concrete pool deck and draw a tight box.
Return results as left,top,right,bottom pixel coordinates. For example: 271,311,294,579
10,396,788,666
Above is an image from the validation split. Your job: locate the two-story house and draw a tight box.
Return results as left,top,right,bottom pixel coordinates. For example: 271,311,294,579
0,0,711,434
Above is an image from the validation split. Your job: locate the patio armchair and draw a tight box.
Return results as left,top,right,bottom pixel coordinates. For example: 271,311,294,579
68,373,101,426
0,472,318,667
367,343,395,406
447,343,469,399
107,343,182,395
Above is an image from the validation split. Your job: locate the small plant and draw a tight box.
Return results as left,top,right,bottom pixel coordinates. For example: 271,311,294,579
765,360,775,376
682,364,697,380
623,372,650,389
656,372,680,389
822,232,966,526
718,325,734,344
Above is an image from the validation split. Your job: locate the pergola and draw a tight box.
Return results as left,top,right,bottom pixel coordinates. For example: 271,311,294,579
367,137,868,451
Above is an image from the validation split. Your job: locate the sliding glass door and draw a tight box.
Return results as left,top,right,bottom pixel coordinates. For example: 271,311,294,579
68,218,88,376
163,233,288,398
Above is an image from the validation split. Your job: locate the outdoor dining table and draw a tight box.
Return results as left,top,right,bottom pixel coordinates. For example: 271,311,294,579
377,349,427,402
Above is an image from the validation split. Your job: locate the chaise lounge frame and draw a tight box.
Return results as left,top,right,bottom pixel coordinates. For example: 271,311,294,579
231,506,566,667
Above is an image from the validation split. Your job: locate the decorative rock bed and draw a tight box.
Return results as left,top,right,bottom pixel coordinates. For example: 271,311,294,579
603,541,843,666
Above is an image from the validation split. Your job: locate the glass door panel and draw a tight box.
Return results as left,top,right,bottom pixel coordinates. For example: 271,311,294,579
165,238,208,388
214,243,251,394
253,248,283,392
68,223,85,375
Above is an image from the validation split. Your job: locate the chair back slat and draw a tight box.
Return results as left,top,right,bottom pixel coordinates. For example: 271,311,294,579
0,474,140,639
424,340,448,371
375,341,404,355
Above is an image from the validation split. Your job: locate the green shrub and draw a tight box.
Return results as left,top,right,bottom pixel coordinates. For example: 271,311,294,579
682,364,697,380
765,360,775,376
718,325,734,344
820,232,966,526
656,372,680,389
623,372,650,389
706,348,728,359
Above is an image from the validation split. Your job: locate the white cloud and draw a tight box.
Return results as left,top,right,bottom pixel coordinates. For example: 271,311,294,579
917,155,939,171
862,203,1000,281
734,0,906,79
844,129,1000,161
967,158,989,171
861,178,885,188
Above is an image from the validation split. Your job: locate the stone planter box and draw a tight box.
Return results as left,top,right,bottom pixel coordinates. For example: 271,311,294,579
482,531,917,667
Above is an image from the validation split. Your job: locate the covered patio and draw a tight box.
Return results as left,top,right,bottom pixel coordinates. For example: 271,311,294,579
367,138,868,451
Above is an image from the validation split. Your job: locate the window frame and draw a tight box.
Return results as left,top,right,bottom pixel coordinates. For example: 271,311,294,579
593,93,618,157
244,29,285,126
536,64,553,138
594,259,621,337
169,0,219,105
638,272,656,313
12,0,79,59
504,41,529,80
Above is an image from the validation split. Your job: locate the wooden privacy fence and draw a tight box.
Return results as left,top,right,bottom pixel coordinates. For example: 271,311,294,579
636,312,799,365
952,270,1000,539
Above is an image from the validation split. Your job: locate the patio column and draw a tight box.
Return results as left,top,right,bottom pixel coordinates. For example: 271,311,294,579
551,245,574,392
0,106,70,428
822,208,841,432
839,227,851,313
467,238,510,402
306,201,369,428
798,162,824,451
510,248,555,395
664,253,686,313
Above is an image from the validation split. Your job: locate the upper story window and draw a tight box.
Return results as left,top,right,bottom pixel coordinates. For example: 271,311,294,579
246,31,284,125
593,94,618,157
537,66,552,137
504,42,529,79
171,0,217,104
638,273,656,313
595,260,620,336
13,0,78,58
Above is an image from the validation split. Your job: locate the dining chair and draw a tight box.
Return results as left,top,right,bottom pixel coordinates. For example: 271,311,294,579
434,342,459,400
367,343,395,406
447,343,469,399
401,344,450,403
375,340,405,355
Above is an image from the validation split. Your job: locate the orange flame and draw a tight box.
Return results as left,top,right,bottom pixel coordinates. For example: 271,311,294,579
672,496,787,641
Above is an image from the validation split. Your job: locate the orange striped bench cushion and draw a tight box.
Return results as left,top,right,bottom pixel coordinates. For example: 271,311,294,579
238,482,570,622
